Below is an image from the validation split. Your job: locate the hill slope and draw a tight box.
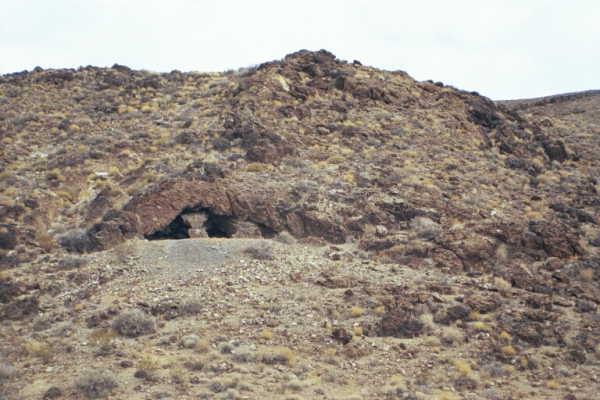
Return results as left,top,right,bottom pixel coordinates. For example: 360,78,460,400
1,50,599,399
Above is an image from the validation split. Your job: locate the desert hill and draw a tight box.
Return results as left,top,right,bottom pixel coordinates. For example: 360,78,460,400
0,50,599,399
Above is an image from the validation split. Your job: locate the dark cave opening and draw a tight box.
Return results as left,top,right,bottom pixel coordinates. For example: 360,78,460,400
257,224,277,239
145,215,190,240
204,214,236,238
145,209,241,240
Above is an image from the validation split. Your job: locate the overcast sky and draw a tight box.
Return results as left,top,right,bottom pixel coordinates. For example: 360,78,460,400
1,1,598,99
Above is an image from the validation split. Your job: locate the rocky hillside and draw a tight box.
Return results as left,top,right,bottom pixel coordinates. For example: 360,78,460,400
1,50,599,399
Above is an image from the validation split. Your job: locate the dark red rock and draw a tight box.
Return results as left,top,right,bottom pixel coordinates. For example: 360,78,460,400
541,138,569,162
527,221,582,258
378,309,424,338
465,294,502,314
332,328,352,345
512,321,544,346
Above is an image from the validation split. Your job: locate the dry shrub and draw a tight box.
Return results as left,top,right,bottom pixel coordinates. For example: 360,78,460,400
0,362,16,382
579,268,594,281
441,326,465,345
0,228,17,250
135,356,160,380
260,346,295,365
349,306,365,318
58,229,95,253
0,276,20,303
112,310,155,337
230,345,257,363
76,370,118,399
493,276,512,292
23,340,54,363
246,162,270,172
34,219,55,252
242,245,274,261
58,255,88,269
181,299,202,315
259,328,273,340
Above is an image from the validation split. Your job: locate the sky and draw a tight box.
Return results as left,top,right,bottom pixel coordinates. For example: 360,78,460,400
1,1,598,100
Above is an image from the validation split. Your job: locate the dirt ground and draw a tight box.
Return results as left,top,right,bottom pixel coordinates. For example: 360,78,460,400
3,236,598,399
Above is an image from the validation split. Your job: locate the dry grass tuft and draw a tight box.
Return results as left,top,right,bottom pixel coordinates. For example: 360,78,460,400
349,306,365,318
259,328,274,340
23,340,54,363
493,276,512,292
135,355,160,380
259,346,295,365
579,268,594,281
373,305,386,315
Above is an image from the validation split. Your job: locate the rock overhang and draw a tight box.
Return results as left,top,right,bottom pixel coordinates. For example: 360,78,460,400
84,177,347,251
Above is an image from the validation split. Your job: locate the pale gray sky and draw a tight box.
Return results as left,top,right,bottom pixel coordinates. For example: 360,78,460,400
1,1,598,99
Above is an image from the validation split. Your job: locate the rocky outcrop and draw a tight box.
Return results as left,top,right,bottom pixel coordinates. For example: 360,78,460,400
86,176,347,250
377,309,425,338
1,49,597,287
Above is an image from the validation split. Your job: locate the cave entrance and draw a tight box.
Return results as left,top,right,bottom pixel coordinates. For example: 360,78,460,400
144,208,248,240
205,214,236,238
145,215,190,240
